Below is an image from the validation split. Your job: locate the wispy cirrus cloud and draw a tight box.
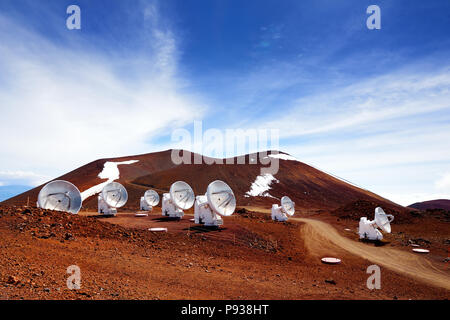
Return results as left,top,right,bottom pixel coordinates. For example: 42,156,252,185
252,64,450,206
260,66,450,138
0,1,207,184
0,171,50,186
1,0,449,209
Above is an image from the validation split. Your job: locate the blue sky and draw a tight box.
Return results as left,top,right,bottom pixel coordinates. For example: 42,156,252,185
0,0,449,205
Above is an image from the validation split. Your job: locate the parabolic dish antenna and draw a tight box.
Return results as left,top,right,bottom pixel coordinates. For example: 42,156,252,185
374,207,394,233
144,189,159,206
37,180,82,215
101,182,128,208
170,181,195,210
271,195,295,222
281,196,295,216
206,180,236,217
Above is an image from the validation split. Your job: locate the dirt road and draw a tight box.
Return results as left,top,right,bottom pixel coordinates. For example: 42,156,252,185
293,217,450,290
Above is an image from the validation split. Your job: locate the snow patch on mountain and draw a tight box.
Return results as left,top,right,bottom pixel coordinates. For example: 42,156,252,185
81,160,139,200
245,173,279,198
268,153,300,161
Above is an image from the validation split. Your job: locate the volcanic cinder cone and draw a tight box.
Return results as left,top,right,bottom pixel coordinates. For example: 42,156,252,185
2,149,406,216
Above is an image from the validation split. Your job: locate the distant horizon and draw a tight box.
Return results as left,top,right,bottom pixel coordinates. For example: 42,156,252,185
0,185,33,202
0,148,449,206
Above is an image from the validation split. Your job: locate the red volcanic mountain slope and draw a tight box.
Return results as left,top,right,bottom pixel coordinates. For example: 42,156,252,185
408,199,450,211
2,149,405,215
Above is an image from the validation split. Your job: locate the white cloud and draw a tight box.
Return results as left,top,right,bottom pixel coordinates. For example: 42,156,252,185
0,3,448,211
0,8,207,181
252,64,450,207
0,171,50,186
284,125,450,206
435,173,450,193
262,67,450,138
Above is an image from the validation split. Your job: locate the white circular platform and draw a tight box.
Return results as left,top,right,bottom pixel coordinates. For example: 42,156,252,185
149,227,168,232
412,248,429,254
135,213,148,217
189,218,195,222
321,257,341,264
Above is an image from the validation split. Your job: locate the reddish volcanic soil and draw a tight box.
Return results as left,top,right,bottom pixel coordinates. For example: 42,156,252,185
0,205,448,300
1,150,448,299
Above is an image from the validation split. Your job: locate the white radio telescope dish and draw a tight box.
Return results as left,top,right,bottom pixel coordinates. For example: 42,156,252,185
162,181,195,218
170,181,195,210
358,206,394,241
281,196,295,216
206,180,236,217
140,189,159,212
37,180,82,215
271,195,295,221
374,207,394,233
194,180,236,227
144,189,160,206
101,182,128,208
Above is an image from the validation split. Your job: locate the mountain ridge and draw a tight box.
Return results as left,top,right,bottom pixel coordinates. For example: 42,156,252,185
408,199,450,211
2,149,406,217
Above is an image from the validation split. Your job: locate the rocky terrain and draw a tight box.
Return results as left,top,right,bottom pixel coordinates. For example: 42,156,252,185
1,150,448,300
0,204,448,300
